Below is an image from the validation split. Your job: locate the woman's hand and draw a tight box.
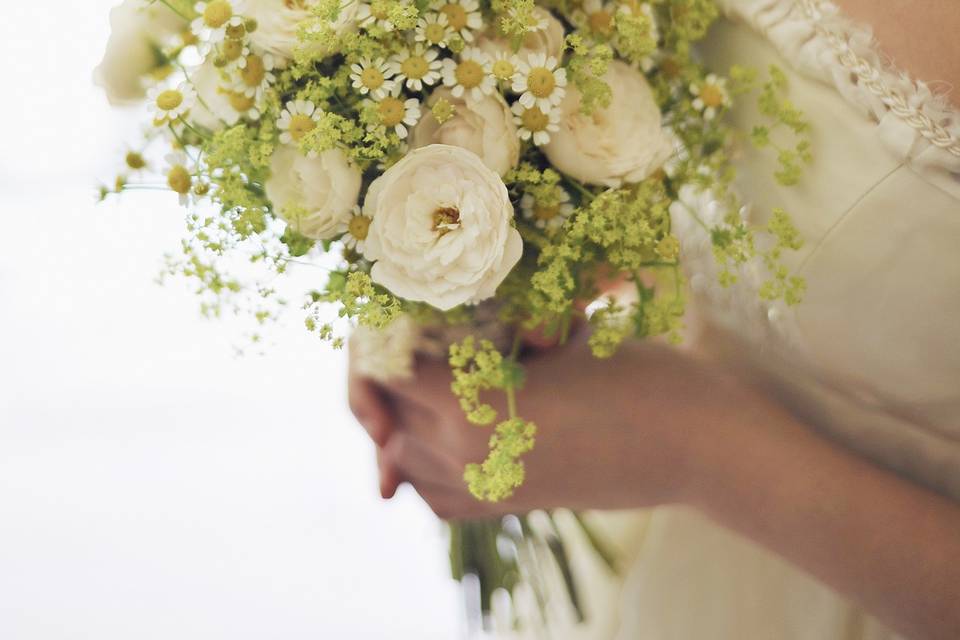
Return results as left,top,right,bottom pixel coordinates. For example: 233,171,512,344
349,335,782,519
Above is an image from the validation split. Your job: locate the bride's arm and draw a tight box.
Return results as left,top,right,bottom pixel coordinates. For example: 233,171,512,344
350,338,960,640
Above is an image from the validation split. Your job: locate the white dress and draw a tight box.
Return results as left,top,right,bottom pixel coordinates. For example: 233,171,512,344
560,1,960,638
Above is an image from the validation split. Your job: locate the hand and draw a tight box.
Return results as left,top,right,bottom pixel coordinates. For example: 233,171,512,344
349,334,778,520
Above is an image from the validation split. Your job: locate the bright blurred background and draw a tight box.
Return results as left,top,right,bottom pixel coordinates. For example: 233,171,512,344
0,2,463,638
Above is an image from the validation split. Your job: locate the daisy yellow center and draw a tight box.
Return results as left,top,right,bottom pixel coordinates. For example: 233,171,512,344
167,165,192,194
225,23,246,39
181,29,199,46
491,59,515,80
348,215,371,241
432,206,461,233
288,114,316,141
527,67,556,98
534,204,560,221
378,97,406,126
203,0,233,28
156,89,183,111
589,10,613,35
700,84,724,108
440,4,468,30
222,38,244,61
455,60,484,89
521,106,549,132
228,91,255,112
424,22,447,44
361,67,385,90
401,55,429,79
125,152,146,170
241,54,266,87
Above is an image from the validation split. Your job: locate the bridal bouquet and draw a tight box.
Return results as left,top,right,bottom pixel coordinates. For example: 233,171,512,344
97,0,807,626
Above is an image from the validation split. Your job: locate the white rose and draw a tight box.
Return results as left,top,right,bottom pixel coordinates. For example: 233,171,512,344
362,145,522,311
350,315,419,383
409,87,519,177
544,60,673,187
475,8,565,61
94,0,185,105
244,0,358,61
265,145,362,240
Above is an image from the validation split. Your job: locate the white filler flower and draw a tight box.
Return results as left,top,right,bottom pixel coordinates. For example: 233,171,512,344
361,144,522,310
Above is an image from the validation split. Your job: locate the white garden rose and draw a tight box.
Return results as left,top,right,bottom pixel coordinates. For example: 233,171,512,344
244,0,359,61
362,145,522,311
265,145,362,240
475,8,565,61
409,87,519,177
545,60,673,187
94,0,185,105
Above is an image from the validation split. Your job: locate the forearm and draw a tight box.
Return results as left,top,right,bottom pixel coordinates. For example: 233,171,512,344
689,405,960,640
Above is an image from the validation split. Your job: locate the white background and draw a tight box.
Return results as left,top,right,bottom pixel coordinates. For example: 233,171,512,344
0,2,463,638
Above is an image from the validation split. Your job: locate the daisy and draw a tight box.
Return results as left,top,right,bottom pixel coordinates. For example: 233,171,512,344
148,82,197,125
441,48,495,102
489,51,520,83
387,45,443,91
690,73,730,120
232,51,277,101
223,89,262,121
276,100,322,146
512,53,566,111
576,0,617,37
370,84,421,139
430,0,484,42
512,101,559,146
520,189,574,231
414,13,455,49
191,0,245,50
218,37,250,67
339,205,374,253
350,57,396,100
165,152,194,204
356,0,400,31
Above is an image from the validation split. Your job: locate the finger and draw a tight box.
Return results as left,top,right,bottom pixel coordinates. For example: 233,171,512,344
377,447,402,500
381,430,463,492
380,355,461,415
348,372,393,447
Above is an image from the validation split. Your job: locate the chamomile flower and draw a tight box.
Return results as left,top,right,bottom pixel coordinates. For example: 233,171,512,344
414,13,455,49
339,205,374,252
441,48,495,102
222,89,262,120
512,101,559,146
690,74,730,120
350,57,397,100
276,100,321,146
232,51,277,101
216,36,250,67
165,152,194,204
356,0,399,31
387,45,442,91
512,53,566,111
430,0,484,42
520,189,574,230
489,51,520,83
148,83,197,125
192,0,245,50
370,84,421,139
575,0,617,37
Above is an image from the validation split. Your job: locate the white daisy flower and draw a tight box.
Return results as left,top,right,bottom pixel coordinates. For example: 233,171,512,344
339,205,374,253
350,57,397,100
489,50,520,83
520,189,574,230
191,0,245,50
276,100,322,146
370,84,421,139
575,0,617,37
414,13,455,49
217,37,250,68
387,45,443,91
232,51,277,101
512,53,566,111
511,101,559,146
441,48,495,102
690,74,730,120
430,0,484,42
222,89,262,121
165,152,194,205
356,0,401,31
148,83,197,125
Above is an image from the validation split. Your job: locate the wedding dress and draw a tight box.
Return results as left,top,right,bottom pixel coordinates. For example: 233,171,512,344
547,2,960,638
